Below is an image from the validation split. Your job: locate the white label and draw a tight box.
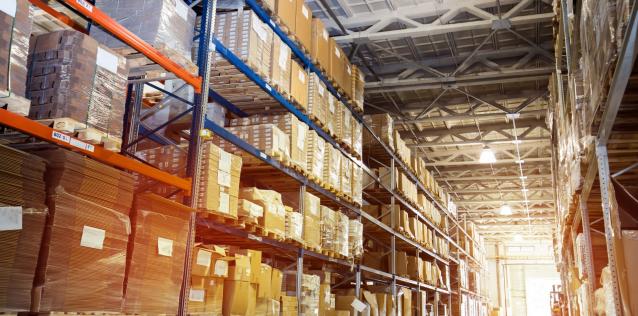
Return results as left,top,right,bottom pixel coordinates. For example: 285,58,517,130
158,237,174,257
265,84,272,92
175,0,189,20
52,131,71,143
219,192,230,214
351,298,367,312
301,5,309,19
0,206,21,231
80,225,105,250
189,289,205,302
335,47,341,58
0,0,17,17
298,70,306,84
347,64,352,75
196,249,212,267
213,260,229,277
296,125,306,150
259,152,268,159
322,29,329,41
218,170,231,187
96,47,119,73
75,0,93,12
218,148,232,172
317,84,325,96
70,138,89,151
252,17,268,42
278,42,289,69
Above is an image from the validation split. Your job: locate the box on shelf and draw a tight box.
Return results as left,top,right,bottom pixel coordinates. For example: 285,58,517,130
351,65,365,112
285,207,304,244
323,143,341,190
92,0,195,63
393,130,411,165
223,280,257,316
363,252,387,271
294,0,312,52
352,115,363,156
337,102,353,148
348,220,363,259
320,206,337,252
311,18,330,71
308,72,328,126
281,295,298,316
290,60,309,111
223,123,291,163
188,276,224,315
363,114,394,149
0,0,32,112
270,35,292,95
340,157,352,198
328,39,345,93
326,92,337,136
192,245,228,278
335,212,350,257
240,187,286,237
27,30,128,147
305,130,326,181
275,0,296,34
34,191,130,312
342,62,353,100
351,165,363,205
124,193,192,314
0,145,47,312
238,198,264,223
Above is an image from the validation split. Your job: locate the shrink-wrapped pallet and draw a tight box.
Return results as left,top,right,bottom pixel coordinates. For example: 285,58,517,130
35,190,130,312
323,143,341,190
351,165,363,205
337,102,352,147
222,123,291,163
300,274,320,315
364,114,394,149
137,142,242,217
38,149,134,214
92,0,195,60
27,30,128,144
0,144,47,312
285,208,304,244
340,157,352,198
124,193,192,314
0,0,32,109
352,115,362,157
393,130,411,166
348,220,363,259
305,130,326,181
214,9,273,79
335,212,349,257
290,60,309,110
240,187,286,237
326,93,337,136
351,65,365,113
311,18,330,71
320,206,336,252
308,72,328,125
271,35,292,94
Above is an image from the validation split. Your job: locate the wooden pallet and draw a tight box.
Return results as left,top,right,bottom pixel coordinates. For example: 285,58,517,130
35,117,122,152
254,226,284,241
197,210,241,228
285,237,305,248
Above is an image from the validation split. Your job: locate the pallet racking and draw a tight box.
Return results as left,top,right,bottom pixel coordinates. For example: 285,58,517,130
0,0,486,314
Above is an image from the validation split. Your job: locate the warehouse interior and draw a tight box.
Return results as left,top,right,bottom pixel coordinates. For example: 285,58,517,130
0,0,636,315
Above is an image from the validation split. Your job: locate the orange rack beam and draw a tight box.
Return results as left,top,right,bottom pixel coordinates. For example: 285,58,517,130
41,0,203,93
0,109,192,193
30,0,88,33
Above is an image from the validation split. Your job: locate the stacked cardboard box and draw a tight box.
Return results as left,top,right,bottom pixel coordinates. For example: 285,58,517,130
323,143,341,190
351,165,363,205
214,9,273,79
240,187,286,237
223,250,257,316
305,130,326,182
337,102,353,148
0,145,47,312
326,93,338,136
349,220,363,259
340,156,353,198
188,246,228,314
256,263,283,315
27,30,128,144
223,124,290,163
352,116,363,157
320,206,337,253
292,191,321,250
290,60,309,110
275,0,296,34
335,212,350,257
393,130,411,167
124,193,192,314
308,72,328,126
35,190,130,312
285,207,304,244
284,273,320,315
137,142,242,217
294,0,312,52
271,35,292,94
281,295,298,316
364,114,394,149
311,18,330,72
238,198,264,223
0,0,31,113
351,65,365,112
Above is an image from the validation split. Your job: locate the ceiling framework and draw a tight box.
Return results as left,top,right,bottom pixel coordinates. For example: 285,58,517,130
309,0,555,235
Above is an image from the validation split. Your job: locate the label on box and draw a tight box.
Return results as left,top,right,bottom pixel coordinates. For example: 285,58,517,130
175,0,189,20
158,237,174,257
279,42,289,68
218,170,231,187
335,47,341,58
298,69,306,84
0,0,16,17
301,5,309,19
213,260,228,277
218,192,230,214
252,17,268,42
218,147,232,172
347,64,352,75
80,225,105,250
322,29,329,41
196,249,212,267
189,289,205,302
351,298,367,312
318,83,325,96
0,206,21,231
296,125,306,149
96,47,119,74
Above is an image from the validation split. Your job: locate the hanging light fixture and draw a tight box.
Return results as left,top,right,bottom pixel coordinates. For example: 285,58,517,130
479,145,496,163
500,204,512,216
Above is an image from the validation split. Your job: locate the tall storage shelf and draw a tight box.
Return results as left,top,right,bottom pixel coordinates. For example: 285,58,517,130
552,0,638,315
0,0,483,315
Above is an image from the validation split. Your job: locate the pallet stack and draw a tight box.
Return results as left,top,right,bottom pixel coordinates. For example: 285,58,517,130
0,0,32,116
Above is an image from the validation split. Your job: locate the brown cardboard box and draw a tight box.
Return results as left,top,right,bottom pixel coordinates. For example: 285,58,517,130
285,208,304,244
363,252,387,271
227,254,252,282
304,215,322,250
281,295,298,316
319,284,332,314
351,65,365,112
290,60,309,111
308,73,328,127
311,18,330,71
0,0,31,100
271,268,283,299
323,143,341,190
231,248,262,284
188,277,224,315
238,198,264,221
407,256,424,281
275,0,296,33
240,187,286,238
329,38,345,91
270,35,292,95
255,298,280,315
343,61,353,100
294,0,312,51
326,93,338,136
305,129,326,181
363,114,394,149
391,251,408,276
258,263,273,298
223,124,290,163
400,288,412,316
223,280,257,316
192,246,227,277
320,206,337,252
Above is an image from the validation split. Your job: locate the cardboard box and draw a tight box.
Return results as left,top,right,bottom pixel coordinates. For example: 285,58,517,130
232,249,262,284
351,164,363,205
391,251,408,276
305,129,326,181
363,252,387,271
192,246,227,277
323,143,341,190
255,298,280,315
271,268,283,299
281,295,298,316
329,38,345,91
238,198,264,220
285,209,304,244
363,114,394,148
319,284,332,314
343,61,353,100
400,288,412,316
224,124,290,163
308,72,328,127
223,280,257,316
326,93,337,136
294,0,312,51
240,187,286,237
290,60,309,111
258,263,273,298
275,0,296,33
351,65,365,112
271,35,292,95
227,254,252,282
407,256,424,281
311,18,330,71
320,206,337,252
340,155,352,197
304,215,322,250
188,277,224,315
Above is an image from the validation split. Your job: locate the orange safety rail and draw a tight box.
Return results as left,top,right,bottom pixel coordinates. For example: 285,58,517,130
0,109,192,193
30,0,88,33
38,0,203,93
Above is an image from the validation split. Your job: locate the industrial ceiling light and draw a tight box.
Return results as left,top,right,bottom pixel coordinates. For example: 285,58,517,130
500,204,513,216
479,146,496,163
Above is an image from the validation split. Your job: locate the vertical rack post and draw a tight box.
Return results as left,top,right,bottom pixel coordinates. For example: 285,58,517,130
121,82,144,154
390,158,397,313
179,0,216,314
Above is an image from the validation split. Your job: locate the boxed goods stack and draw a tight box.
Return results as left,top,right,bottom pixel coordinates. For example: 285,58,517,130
308,73,328,127
393,130,411,166
326,93,337,136
408,256,424,282
0,0,32,114
320,206,337,253
311,18,330,71
285,207,304,245
335,212,350,258
256,263,283,315
351,65,365,112
285,273,320,315
238,198,264,224
328,39,346,93
92,0,196,68
351,165,363,205
305,130,326,182
290,60,309,110
340,157,352,198
223,250,258,315
275,0,296,34
137,142,242,218
124,193,192,314
188,245,228,314
364,114,394,149
271,35,292,94
27,30,128,149
214,9,273,79
294,0,313,52
298,191,321,251
348,220,363,259
0,145,47,312
323,143,341,190
281,295,298,316
240,187,286,238
222,124,290,163
352,116,363,157
337,102,353,148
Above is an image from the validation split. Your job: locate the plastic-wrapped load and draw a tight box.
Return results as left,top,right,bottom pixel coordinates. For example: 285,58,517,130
320,206,336,252
0,144,47,312
92,0,195,60
337,102,352,147
340,157,352,198
0,0,32,110
27,30,128,143
323,143,341,190
351,65,365,112
352,115,362,157
240,187,286,237
326,93,337,136
348,220,363,259
308,72,328,127
335,212,349,257
363,113,394,149
35,189,130,312
305,130,325,181
300,274,320,316
285,208,304,244
351,164,363,205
